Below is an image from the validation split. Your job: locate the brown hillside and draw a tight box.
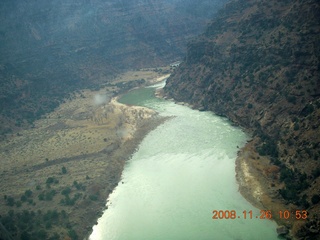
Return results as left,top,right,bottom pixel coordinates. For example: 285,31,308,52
164,0,320,238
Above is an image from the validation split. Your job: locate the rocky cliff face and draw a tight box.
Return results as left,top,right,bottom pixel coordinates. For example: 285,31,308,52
165,0,320,237
0,0,227,134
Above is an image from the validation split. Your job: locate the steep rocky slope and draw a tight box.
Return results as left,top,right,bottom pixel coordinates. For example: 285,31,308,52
164,0,320,238
0,0,227,135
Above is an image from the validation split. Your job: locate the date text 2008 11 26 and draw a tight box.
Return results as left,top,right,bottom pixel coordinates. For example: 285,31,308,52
212,210,308,220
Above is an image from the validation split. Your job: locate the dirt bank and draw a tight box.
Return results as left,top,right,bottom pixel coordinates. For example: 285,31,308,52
235,138,314,239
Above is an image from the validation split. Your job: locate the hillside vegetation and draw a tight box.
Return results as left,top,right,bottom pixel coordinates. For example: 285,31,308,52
0,69,168,239
0,0,227,136
164,0,320,238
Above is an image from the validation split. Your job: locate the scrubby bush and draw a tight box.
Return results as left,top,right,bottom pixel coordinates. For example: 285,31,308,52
270,157,282,166
64,196,75,206
257,139,278,158
61,166,67,174
299,194,310,208
311,194,320,204
89,194,98,201
279,166,311,204
73,181,86,191
25,190,33,197
38,190,56,201
61,193,81,206
279,187,299,203
38,193,44,201
0,208,73,240
45,190,56,201
46,177,59,185
301,104,314,116
68,229,79,240
21,195,27,202
287,95,297,104
20,231,31,240
46,177,54,184
312,167,320,179
61,187,71,196
6,196,15,206
27,199,34,205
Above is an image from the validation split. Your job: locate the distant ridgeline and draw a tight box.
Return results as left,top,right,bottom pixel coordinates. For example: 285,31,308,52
165,0,320,237
0,0,227,135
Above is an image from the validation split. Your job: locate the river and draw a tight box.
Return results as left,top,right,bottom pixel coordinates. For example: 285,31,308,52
89,82,278,240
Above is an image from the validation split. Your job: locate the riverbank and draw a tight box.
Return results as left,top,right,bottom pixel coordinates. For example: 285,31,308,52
154,95,296,238
0,68,171,240
235,138,304,238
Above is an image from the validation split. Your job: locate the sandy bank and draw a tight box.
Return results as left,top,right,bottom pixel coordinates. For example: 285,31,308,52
80,91,171,239
150,73,170,84
235,138,309,239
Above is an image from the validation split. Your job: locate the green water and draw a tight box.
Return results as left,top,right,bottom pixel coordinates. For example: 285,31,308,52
90,83,278,240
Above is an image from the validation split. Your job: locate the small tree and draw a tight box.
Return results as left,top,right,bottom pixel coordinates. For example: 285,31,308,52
6,196,15,206
311,194,320,204
46,177,54,184
25,189,33,198
62,166,67,174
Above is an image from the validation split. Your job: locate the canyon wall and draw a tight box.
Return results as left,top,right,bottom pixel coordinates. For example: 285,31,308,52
0,0,226,134
164,0,320,237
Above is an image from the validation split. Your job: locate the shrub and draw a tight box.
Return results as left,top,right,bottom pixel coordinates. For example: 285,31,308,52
61,166,67,174
38,193,44,201
21,195,27,202
287,95,297,104
257,139,278,158
73,181,85,191
46,177,58,188
27,199,34,205
279,188,299,202
48,233,60,240
301,104,314,117
6,196,15,206
25,190,33,198
61,187,71,196
271,158,282,166
45,222,52,229
21,231,31,240
45,190,56,201
68,229,79,240
299,194,310,208
35,230,47,239
312,167,320,179
15,201,22,207
287,138,294,146
61,210,67,218
64,196,75,206
46,177,54,184
89,195,98,201
311,194,320,204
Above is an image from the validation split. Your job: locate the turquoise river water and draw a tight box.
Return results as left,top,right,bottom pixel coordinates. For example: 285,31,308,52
89,82,278,240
